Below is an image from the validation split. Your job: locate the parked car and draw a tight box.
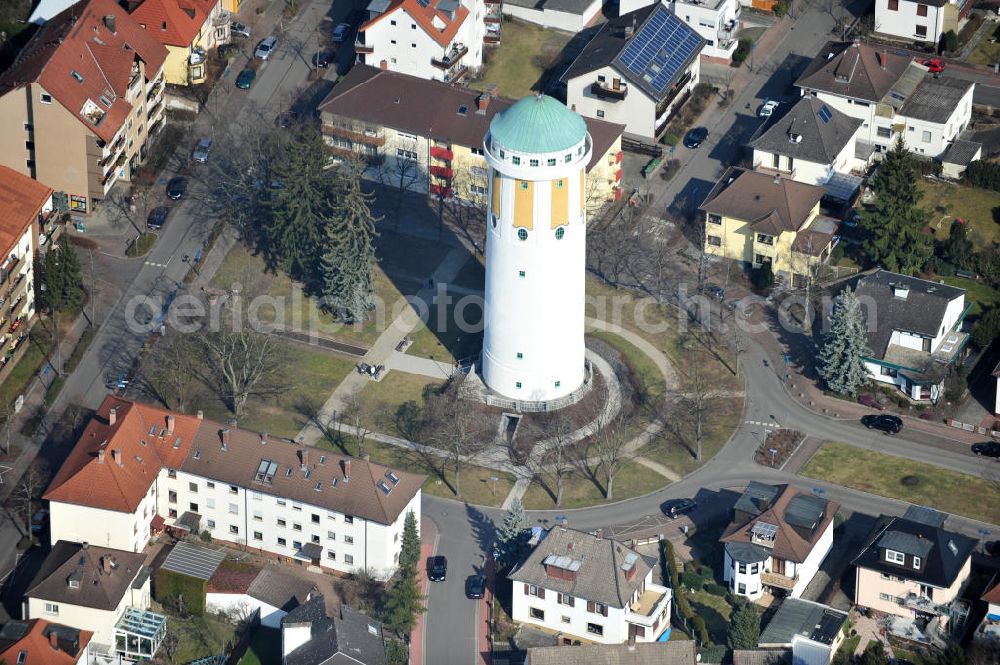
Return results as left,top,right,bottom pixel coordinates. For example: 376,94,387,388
313,50,330,68
705,284,724,302
428,556,447,582
192,137,213,163
466,574,485,599
332,22,351,43
30,509,49,534
972,441,1000,458
146,206,170,230
861,414,903,434
235,68,256,89
918,58,944,74
166,176,187,200
985,540,1000,557
255,36,278,60
663,498,697,519
683,127,708,149
231,22,251,38
759,99,779,117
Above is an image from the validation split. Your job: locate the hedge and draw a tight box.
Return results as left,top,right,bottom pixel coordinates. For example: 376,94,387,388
681,572,704,589
154,568,206,616
705,583,729,597
965,161,1000,192
691,615,710,645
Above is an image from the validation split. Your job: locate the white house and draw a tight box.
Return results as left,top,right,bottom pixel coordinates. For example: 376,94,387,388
976,577,1000,644
355,0,489,84
874,0,972,47
563,4,704,143
206,567,316,629
758,598,848,664
750,96,867,189
619,0,741,61
508,527,672,645
721,482,837,602
503,0,603,32
796,41,974,159
24,541,164,663
0,620,93,665
282,597,388,665
853,270,970,402
44,396,425,580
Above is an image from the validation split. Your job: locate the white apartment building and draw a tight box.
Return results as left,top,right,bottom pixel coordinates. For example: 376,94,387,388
619,0,741,60
563,4,704,142
721,482,837,602
44,397,424,580
853,270,970,402
509,527,672,645
355,0,489,84
795,41,974,159
875,0,971,46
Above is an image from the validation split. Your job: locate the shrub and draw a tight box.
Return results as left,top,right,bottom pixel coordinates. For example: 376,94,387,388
774,0,790,16
941,30,959,53
858,394,885,410
663,132,679,147
732,39,752,65
199,530,212,542
691,615,710,645
972,307,1000,349
966,160,1000,192
751,263,774,291
699,565,714,579
705,583,729,597
681,572,704,590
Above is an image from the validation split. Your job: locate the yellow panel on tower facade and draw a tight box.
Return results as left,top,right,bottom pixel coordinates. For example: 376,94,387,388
513,180,534,229
579,170,586,216
492,172,503,216
551,179,568,229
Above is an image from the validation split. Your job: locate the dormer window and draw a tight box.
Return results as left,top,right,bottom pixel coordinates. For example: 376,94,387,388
885,549,904,564
913,556,921,569
71,70,84,83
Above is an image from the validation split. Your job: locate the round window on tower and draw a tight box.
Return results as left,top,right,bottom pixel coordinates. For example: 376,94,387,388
518,228,528,241
555,227,565,240
491,215,497,228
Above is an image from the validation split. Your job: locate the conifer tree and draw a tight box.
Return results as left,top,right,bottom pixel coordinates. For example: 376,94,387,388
727,601,761,650
399,510,421,571
44,236,84,312
818,287,871,396
383,567,424,635
494,498,529,569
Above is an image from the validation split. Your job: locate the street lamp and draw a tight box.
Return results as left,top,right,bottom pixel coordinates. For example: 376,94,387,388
488,475,499,501
769,447,778,467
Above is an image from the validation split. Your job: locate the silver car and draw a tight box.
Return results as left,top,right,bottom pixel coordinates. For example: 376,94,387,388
192,138,212,163
255,36,278,60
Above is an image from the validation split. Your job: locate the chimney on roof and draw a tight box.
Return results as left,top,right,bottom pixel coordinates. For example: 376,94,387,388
166,415,175,435
197,410,204,420
342,459,351,481
50,629,59,651
103,15,116,34
112,449,122,466
108,407,117,426
476,91,491,112
300,447,309,469
881,49,887,70
98,449,105,464
220,428,230,450
260,431,268,445
102,556,112,574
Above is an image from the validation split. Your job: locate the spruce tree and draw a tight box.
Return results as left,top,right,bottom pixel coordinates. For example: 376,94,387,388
860,137,931,274
320,161,377,322
727,601,761,650
384,566,423,635
399,510,421,571
494,498,529,569
859,641,889,665
818,286,871,397
45,236,84,312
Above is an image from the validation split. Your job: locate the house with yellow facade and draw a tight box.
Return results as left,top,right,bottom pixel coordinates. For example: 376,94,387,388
701,168,840,287
316,66,625,212
131,0,230,85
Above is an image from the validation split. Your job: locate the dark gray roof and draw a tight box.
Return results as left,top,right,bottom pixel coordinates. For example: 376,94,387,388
758,598,848,647
750,97,862,165
796,41,911,103
734,481,781,516
160,542,227,581
526,640,698,665
878,531,934,558
901,77,973,124
852,515,976,589
733,650,792,665
725,541,771,564
852,269,965,358
283,597,388,665
248,569,316,611
26,541,146,611
509,527,652,608
784,495,826,530
941,139,982,167
903,505,946,528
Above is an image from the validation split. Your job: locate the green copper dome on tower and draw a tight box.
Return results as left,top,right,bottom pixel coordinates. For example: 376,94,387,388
488,94,587,154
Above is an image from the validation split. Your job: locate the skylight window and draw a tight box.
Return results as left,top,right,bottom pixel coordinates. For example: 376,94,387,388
385,470,400,485
193,449,201,460
378,480,392,495
71,70,84,83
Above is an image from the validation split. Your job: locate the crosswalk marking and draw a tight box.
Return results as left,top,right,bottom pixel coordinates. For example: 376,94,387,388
745,420,780,427
145,261,168,268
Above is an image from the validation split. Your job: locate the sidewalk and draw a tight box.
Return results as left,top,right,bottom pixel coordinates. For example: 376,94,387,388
478,556,494,665
410,517,439,665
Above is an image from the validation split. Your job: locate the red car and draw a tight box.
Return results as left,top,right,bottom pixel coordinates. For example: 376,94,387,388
918,58,944,74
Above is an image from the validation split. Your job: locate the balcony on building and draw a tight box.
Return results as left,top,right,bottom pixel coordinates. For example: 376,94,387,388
485,3,502,22
321,124,387,146
485,24,501,43
443,64,468,84
591,79,628,101
430,145,454,161
432,43,469,69
625,582,671,632
655,71,692,117
0,254,25,294
429,165,454,179
354,32,374,54
760,570,798,591
429,184,454,198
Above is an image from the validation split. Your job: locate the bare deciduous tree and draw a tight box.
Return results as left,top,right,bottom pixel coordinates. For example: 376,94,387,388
536,415,576,507
426,387,489,498
591,411,633,502
680,359,711,461
377,139,424,230
104,186,154,238
141,334,197,412
192,329,286,417
342,391,374,458
13,461,50,537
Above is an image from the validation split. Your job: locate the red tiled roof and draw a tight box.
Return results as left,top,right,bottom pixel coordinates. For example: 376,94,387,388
983,580,1000,605
44,395,200,512
360,0,468,49
131,0,218,48
0,619,93,665
0,166,51,255
0,0,167,143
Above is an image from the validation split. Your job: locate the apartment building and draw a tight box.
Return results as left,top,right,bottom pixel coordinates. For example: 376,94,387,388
875,0,972,46
853,270,969,402
563,4,704,142
701,168,840,287
317,66,625,209
721,482,837,601
619,0,741,61
131,0,231,85
44,396,424,580
355,0,491,83
0,0,168,215
0,620,92,665
0,167,51,386
509,527,672,645
796,41,974,159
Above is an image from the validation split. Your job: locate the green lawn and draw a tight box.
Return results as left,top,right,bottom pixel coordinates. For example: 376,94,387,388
469,19,574,98
801,442,1000,523
238,627,281,665
170,614,235,664
356,370,445,433
940,276,1000,317
521,460,667,509
126,233,157,257
688,588,735,644
588,330,667,398
918,179,1000,246
969,34,1000,66
405,295,483,363
644,398,742,477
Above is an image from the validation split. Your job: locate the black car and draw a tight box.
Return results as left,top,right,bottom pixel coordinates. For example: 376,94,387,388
466,574,485,599
663,498,697,519
985,540,1000,557
313,50,330,68
972,441,1000,458
861,414,903,434
428,555,447,582
683,127,708,149
166,176,187,200
146,206,170,230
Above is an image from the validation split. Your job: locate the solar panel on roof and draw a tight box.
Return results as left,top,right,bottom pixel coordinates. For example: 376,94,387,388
415,0,430,7
818,105,833,124
615,8,702,97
